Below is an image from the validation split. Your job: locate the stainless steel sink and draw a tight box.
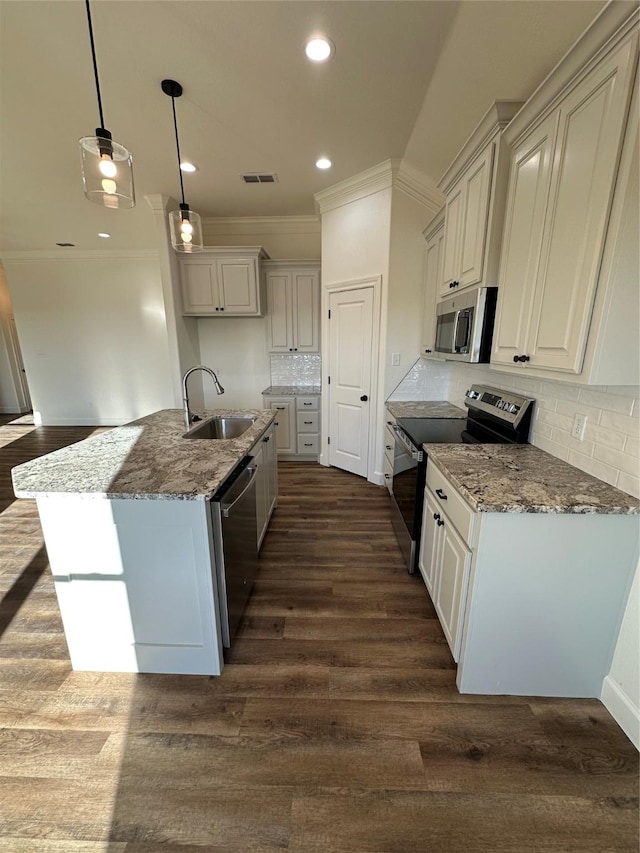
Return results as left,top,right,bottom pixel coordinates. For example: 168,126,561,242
183,417,256,440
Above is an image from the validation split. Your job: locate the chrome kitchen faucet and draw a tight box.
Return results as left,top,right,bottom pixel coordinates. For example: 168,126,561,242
182,365,225,429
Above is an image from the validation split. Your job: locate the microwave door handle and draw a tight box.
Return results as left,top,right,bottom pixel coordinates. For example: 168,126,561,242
451,311,460,353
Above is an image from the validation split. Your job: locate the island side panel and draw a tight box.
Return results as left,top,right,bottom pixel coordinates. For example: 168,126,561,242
456,512,639,697
36,496,224,675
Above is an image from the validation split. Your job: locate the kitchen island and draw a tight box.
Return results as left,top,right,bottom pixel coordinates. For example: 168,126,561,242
420,443,639,697
11,408,277,676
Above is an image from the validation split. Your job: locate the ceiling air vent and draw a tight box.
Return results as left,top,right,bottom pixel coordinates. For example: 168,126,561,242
241,173,278,184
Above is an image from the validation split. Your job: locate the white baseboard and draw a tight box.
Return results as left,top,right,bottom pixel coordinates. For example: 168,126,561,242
369,469,384,486
601,675,640,750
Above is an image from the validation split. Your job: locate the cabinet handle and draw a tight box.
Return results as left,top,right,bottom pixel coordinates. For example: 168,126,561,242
303,402,312,406
513,354,530,363
360,395,368,402
385,473,390,479
452,281,459,288
437,518,444,527
304,421,313,425
424,348,432,354
385,444,392,451
433,512,441,521
435,488,448,500
263,436,270,443
275,406,286,410
303,442,313,447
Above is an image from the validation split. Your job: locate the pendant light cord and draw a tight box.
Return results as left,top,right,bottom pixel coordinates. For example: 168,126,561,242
85,0,105,129
170,96,186,205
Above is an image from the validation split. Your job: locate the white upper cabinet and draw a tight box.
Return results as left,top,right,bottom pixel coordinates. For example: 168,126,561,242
180,247,268,316
420,210,444,357
438,101,523,298
492,6,639,383
265,262,320,353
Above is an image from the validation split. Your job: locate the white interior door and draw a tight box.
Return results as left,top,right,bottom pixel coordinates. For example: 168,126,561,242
328,286,374,478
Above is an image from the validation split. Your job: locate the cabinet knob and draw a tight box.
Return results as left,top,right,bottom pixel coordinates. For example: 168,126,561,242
215,307,220,311
289,348,293,352
452,280,459,288
360,395,368,402
435,488,448,500
384,473,390,479
425,348,432,354
385,444,392,451
433,512,441,521
514,354,530,363
220,307,225,311
294,348,298,352
437,518,444,527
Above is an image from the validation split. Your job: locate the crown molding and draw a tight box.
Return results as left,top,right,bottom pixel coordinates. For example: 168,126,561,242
392,161,444,216
1,250,159,263
202,215,320,235
504,2,639,146
144,193,178,215
438,100,524,194
422,206,445,242
315,159,443,215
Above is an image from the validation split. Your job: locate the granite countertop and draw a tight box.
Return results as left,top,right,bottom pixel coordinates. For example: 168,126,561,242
386,400,467,419
262,385,321,396
11,408,276,502
424,444,640,515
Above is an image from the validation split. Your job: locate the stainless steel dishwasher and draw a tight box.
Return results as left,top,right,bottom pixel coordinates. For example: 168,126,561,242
211,456,259,648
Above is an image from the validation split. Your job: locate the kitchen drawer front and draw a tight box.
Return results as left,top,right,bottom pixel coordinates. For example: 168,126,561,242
297,411,319,433
296,396,319,411
426,462,476,545
297,433,319,455
383,454,394,493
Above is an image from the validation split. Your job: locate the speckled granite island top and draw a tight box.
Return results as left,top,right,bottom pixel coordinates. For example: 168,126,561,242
424,444,640,515
386,400,467,419
262,385,321,396
11,408,276,502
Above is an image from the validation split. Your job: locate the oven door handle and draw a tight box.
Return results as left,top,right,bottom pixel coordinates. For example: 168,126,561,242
451,310,460,353
392,424,422,461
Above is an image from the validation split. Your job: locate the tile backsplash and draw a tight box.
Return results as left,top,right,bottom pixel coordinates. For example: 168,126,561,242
270,353,322,386
392,358,640,498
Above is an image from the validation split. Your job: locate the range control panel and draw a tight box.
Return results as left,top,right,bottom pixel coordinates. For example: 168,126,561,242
464,384,534,425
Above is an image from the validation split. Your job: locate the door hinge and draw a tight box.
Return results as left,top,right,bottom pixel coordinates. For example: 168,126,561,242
328,309,331,319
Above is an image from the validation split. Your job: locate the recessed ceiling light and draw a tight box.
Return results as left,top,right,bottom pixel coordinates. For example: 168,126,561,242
180,162,197,173
98,232,111,239
305,37,334,62
316,158,332,170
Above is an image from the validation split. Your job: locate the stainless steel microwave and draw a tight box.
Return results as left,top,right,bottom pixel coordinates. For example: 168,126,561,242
434,287,497,363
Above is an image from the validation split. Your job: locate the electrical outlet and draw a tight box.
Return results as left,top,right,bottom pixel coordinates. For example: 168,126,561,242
572,414,587,441
391,352,401,367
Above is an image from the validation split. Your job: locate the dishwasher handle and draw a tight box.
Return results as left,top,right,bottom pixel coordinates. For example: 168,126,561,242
221,465,258,517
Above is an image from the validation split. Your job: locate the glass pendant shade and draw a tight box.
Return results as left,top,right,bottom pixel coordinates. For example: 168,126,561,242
169,204,203,253
80,132,135,209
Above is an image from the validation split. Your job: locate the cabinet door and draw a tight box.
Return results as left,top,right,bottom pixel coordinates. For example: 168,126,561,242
216,259,259,315
458,144,494,288
181,261,219,314
441,184,463,295
492,113,557,366
267,399,296,454
292,271,320,352
420,224,444,356
528,38,636,373
435,516,472,662
253,441,267,548
267,273,293,351
418,488,441,599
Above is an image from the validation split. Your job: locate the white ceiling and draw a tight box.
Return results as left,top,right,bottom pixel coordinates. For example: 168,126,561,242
0,0,606,253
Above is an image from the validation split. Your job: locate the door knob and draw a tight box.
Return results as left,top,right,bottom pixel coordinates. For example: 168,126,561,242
360,395,368,402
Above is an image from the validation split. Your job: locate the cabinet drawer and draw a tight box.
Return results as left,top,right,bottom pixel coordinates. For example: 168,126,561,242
383,454,394,493
426,462,476,545
297,411,319,433
296,396,319,411
297,434,319,455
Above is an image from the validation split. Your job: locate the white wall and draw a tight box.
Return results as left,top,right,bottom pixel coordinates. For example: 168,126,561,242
197,317,271,411
3,254,175,425
202,217,321,260
0,264,24,413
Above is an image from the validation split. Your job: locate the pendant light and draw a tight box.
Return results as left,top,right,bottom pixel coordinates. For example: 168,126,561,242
79,0,135,209
162,79,203,253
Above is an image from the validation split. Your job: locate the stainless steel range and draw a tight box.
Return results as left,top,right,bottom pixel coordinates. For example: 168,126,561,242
390,384,535,574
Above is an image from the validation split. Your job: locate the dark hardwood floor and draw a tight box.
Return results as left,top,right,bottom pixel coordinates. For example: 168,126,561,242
0,418,638,851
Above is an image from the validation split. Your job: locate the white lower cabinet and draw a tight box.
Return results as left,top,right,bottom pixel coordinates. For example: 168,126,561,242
419,483,472,661
253,422,278,548
418,461,639,697
263,395,320,460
